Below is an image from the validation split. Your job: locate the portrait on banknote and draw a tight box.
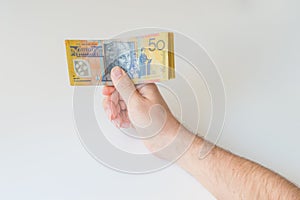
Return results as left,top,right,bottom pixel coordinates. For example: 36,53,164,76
102,41,140,82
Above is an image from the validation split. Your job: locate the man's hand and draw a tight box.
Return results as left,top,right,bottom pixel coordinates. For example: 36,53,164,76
102,66,180,152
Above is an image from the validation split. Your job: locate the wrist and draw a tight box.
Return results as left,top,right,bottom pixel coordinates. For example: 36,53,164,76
143,113,179,153
160,113,181,138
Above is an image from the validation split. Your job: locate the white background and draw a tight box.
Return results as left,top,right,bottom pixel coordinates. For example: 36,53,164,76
1,0,299,199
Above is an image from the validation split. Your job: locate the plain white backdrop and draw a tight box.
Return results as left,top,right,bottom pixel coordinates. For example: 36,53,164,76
1,0,299,199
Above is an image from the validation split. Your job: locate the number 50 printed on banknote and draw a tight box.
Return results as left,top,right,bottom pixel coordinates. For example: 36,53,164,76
65,32,175,86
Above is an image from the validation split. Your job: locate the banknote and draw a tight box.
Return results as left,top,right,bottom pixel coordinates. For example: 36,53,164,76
65,32,175,86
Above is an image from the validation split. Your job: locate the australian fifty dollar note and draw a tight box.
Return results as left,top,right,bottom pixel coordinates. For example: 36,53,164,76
65,32,175,86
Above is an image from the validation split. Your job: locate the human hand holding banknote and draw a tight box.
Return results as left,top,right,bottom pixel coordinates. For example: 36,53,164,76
102,66,180,152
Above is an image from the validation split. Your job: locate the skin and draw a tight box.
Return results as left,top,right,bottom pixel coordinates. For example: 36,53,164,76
102,66,300,199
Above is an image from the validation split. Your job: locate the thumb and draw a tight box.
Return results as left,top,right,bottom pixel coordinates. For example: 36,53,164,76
110,66,140,103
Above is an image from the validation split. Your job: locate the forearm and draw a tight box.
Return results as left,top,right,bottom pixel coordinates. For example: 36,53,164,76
175,127,300,199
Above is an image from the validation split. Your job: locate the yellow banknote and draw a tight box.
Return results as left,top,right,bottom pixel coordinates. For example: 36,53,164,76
65,32,175,86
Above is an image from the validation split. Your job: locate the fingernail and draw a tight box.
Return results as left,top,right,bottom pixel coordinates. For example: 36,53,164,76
111,67,122,80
